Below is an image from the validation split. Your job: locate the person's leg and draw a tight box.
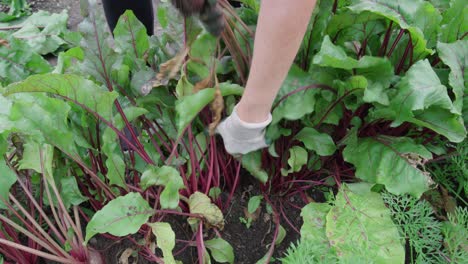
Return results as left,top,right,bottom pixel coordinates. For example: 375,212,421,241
236,0,317,122
101,0,155,35
217,0,317,155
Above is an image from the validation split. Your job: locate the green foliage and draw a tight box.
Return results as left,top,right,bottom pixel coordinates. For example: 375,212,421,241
85,192,153,244
283,184,404,264
0,0,28,22
343,136,433,198
439,207,468,263
204,238,235,264
188,192,224,229
382,192,443,263
148,222,179,264
140,166,184,209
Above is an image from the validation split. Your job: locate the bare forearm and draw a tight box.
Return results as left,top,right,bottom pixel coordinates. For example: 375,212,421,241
237,0,317,122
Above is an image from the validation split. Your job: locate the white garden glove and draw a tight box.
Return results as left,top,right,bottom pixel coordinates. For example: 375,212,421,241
216,105,272,155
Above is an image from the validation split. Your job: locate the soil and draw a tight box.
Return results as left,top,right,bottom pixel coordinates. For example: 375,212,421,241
79,179,304,264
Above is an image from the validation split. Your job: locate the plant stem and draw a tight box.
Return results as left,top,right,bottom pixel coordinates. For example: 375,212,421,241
0,239,77,264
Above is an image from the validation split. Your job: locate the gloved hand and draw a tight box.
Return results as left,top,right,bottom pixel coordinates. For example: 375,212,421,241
171,0,225,36
216,105,272,155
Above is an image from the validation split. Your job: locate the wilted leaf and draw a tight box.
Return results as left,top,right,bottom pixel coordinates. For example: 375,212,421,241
148,222,177,264
85,192,153,244
188,192,224,229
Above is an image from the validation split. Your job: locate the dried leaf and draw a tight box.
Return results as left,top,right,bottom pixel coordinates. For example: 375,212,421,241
118,248,135,264
208,85,224,136
140,48,188,95
193,76,212,93
0,38,10,48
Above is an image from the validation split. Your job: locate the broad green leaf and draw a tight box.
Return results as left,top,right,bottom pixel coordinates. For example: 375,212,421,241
326,183,405,263
77,2,118,85
281,146,307,176
188,192,224,229
241,151,268,183
140,166,184,209
0,159,16,209
7,94,78,156
60,177,88,209
84,192,153,244
437,40,467,114
3,73,118,122
204,238,235,264
343,136,433,197
247,195,263,214
271,65,318,125
0,32,51,86
113,10,150,59
175,83,243,135
439,0,467,43
148,222,177,264
296,127,336,156
208,187,222,200
190,32,217,65
389,59,454,126
348,0,436,58
410,107,466,143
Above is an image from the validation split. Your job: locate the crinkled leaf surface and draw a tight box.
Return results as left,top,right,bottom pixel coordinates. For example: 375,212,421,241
389,59,454,125
140,165,184,209
85,192,153,244
295,127,336,156
204,238,235,264
301,202,331,242
0,32,51,85
437,40,467,114
326,183,405,263
11,10,70,55
148,222,177,264
188,192,224,229
343,136,433,197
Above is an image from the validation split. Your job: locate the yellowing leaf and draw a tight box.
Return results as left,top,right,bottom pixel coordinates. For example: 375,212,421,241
188,192,224,229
